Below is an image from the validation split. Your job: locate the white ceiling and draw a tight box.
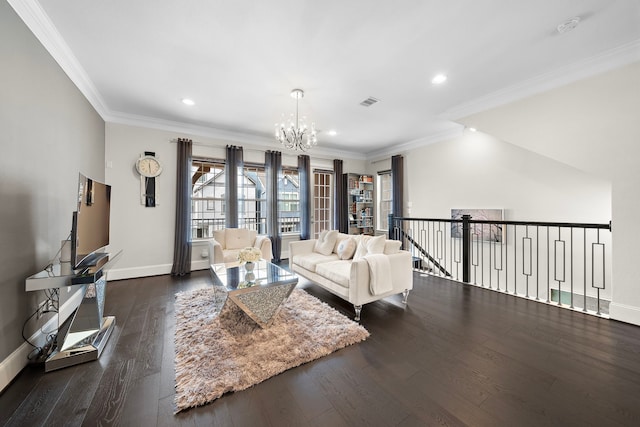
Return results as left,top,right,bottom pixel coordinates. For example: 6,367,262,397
12,0,640,158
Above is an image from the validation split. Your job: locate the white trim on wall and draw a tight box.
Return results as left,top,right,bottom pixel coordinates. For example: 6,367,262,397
609,302,640,327
11,1,640,164
8,0,110,118
443,39,640,121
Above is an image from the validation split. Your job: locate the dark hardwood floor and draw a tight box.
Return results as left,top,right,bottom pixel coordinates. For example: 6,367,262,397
2,266,640,426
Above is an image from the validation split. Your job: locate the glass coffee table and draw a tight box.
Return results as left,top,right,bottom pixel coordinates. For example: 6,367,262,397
209,260,298,328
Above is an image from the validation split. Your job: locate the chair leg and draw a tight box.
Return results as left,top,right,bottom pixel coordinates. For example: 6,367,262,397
354,305,362,322
402,289,410,304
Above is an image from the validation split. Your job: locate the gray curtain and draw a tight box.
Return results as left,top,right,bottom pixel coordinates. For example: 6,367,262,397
225,145,243,228
266,150,282,261
333,159,347,233
298,155,311,240
171,138,192,276
392,154,404,218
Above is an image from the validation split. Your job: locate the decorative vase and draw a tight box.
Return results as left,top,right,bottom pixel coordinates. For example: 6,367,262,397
244,272,256,284
245,261,255,273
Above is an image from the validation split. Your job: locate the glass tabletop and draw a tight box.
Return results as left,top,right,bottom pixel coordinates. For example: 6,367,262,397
210,260,299,327
210,260,297,292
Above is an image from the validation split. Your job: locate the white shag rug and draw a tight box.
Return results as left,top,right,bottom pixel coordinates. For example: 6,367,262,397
174,287,369,413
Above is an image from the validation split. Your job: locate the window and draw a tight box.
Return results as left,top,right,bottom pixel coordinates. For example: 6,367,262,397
191,159,225,239
313,170,333,238
238,164,267,234
279,168,300,233
377,171,392,230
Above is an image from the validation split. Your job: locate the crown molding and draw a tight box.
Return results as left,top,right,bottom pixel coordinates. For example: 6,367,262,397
107,111,367,161
13,0,638,162
8,0,111,119
364,125,464,161
443,38,640,121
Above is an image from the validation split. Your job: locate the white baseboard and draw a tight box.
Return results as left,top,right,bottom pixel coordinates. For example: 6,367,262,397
105,263,173,281
609,302,640,326
0,287,84,393
106,260,209,281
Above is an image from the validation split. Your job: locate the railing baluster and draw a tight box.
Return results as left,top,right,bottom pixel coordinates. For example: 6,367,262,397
584,228,587,312
393,216,610,319
513,225,517,295
536,225,539,301
570,227,574,309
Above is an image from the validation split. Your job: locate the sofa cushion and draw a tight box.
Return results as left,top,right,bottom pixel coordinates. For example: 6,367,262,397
315,260,351,288
293,252,339,272
336,237,357,260
225,228,252,250
384,240,402,254
314,230,338,256
353,234,386,261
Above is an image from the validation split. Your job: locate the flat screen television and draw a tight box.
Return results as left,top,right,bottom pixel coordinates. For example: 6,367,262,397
71,173,111,270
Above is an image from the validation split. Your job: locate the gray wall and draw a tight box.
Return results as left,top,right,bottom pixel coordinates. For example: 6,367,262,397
0,1,105,363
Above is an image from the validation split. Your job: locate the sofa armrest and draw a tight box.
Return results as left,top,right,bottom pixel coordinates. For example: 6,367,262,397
254,235,273,262
207,238,224,265
348,258,371,304
347,251,413,305
289,239,317,270
387,251,413,291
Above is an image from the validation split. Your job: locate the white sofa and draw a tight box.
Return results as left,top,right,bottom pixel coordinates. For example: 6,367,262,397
207,228,273,265
289,231,413,321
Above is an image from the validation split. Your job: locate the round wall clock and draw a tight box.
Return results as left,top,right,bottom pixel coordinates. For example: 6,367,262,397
136,155,163,178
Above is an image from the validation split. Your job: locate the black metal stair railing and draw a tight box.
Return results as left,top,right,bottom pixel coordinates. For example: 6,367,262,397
403,230,451,277
390,215,612,317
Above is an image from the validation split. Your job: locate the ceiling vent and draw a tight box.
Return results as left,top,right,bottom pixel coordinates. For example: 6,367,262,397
557,16,581,34
360,97,380,107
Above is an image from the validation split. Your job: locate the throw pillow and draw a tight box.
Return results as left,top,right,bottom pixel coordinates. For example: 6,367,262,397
314,230,338,256
225,228,252,250
353,234,386,260
336,237,357,260
333,233,349,254
383,240,402,254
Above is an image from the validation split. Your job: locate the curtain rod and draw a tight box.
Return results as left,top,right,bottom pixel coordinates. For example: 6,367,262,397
169,138,343,161
169,138,265,152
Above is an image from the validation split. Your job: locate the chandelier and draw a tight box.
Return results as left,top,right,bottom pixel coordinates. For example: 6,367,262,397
275,89,317,151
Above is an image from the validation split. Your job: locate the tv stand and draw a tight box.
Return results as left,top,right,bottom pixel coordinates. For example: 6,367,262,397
25,250,122,372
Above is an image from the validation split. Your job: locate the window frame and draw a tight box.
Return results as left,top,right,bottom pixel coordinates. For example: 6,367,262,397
377,170,392,231
278,167,301,234
191,158,226,239
238,163,267,234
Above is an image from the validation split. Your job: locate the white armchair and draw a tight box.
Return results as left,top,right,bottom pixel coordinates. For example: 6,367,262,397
207,228,273,265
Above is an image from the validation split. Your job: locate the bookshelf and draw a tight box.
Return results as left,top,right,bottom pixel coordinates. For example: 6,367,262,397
346,173,374,235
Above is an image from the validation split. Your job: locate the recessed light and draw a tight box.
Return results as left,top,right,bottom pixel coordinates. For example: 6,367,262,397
327,130,337,136
431,74,447,85
182,98,195,106
468,127,477,132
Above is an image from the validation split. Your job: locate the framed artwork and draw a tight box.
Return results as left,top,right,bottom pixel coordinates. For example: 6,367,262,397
451,209,503,243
